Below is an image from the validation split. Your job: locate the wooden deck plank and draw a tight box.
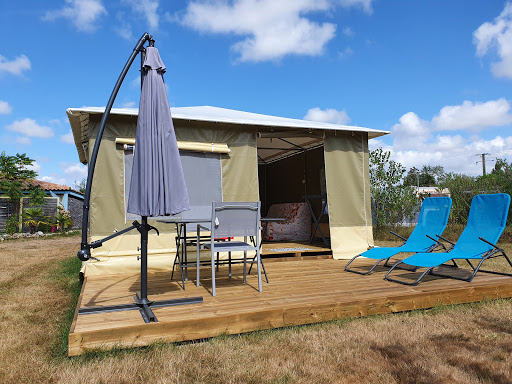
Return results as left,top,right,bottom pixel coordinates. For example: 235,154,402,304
69,258,512,356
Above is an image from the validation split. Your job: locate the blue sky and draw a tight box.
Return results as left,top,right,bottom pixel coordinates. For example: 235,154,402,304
1,0,512,187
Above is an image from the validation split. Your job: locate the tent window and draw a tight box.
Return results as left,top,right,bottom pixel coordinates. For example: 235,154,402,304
124,149,222,221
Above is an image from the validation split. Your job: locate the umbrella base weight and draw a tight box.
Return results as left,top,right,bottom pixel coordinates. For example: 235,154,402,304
78,295,204,323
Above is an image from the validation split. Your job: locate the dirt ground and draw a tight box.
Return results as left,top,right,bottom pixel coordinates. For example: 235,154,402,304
0,234,511,384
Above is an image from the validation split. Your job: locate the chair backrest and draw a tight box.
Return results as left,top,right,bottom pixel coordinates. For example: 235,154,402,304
453,193,510,256
404,196,452,249
211,202,260,238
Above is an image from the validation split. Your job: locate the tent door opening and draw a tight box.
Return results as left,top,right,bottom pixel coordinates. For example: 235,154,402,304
257,133,330,250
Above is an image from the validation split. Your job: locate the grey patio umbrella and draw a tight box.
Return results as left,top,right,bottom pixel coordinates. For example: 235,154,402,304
76,34,202,324
127,46,190,217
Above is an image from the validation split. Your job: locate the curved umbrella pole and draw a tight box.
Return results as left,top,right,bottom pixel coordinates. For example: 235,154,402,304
77,32,154,262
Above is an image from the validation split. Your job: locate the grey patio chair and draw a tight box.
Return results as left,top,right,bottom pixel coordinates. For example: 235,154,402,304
196,202,263,297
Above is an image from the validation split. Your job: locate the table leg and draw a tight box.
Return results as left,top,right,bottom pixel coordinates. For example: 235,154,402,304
183,223,188,281
196,224,200,287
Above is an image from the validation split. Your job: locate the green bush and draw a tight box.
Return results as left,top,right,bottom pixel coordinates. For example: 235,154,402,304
439,160,512,226
370,148,420,228
5,214,20,235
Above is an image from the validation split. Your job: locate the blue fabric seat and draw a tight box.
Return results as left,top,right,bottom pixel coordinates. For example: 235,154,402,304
345,196,452,275
385,193,512,285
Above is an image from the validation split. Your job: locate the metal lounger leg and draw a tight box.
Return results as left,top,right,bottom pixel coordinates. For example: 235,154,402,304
383,257,418,271
430,248,512,282
345,255,389,275
470,249,512,278
384,261,434,286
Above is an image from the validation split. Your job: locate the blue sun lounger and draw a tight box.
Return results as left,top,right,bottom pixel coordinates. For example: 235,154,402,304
385,193,512,285
345,196,452,275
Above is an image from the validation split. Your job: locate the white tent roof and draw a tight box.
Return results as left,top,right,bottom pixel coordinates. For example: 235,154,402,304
68,105,388,164
67,105,388,139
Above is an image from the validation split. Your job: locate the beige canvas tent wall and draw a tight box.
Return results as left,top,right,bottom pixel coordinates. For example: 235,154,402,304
67,106,388,276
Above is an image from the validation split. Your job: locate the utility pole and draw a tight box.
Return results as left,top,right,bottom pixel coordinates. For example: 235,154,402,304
475,153,491,176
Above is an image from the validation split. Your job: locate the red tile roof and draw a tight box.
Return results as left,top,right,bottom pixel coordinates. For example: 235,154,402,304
25,179,84,195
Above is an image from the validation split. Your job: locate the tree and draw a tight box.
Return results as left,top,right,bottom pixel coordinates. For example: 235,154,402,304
73,178,86,194
439,162,512,225
492,158,512,177
404,165,445,187
0,152,38,203
369,148,419,229
0,152,46,233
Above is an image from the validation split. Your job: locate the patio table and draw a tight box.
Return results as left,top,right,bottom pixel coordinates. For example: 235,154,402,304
159,217,278,289
158,218,210,288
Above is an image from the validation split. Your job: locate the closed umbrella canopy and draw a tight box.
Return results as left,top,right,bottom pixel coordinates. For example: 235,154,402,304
127,46,190,217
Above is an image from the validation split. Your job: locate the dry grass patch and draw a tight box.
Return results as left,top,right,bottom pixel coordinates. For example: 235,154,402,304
0,235,81,382
1,235,512,383
52,301,512,383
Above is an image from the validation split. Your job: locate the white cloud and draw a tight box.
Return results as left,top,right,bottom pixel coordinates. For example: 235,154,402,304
304,107,351,124
15,136,31,145
61,162,88,186
338,46,354,59
6,118,54,138
60,130,75,144
473,2,512,79
432,99,512,131
26,161,41,174
123,0,159,30
383,99,512,175
391,99,512,150
39,163,88,188
48,118,63,126
39,175,68,186
339,0,372,13
43,0,107,32
342,26,354,37
387,135,512,176
182,0,370,62
131,76,141,88
391,112,432,150
120,101,136,108
114,12,133,41
0,100,12,114
0,54,31,76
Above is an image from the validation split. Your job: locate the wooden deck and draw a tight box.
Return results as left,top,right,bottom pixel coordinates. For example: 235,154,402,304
261,241,332,259
69,257,512,356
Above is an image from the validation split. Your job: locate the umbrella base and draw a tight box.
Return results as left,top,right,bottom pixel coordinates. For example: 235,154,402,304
78,295,203,323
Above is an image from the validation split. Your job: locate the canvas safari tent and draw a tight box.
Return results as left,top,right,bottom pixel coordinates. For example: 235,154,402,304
67,105,388,276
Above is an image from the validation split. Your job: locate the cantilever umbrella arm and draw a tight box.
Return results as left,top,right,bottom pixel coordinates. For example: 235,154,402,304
78,32,154,262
